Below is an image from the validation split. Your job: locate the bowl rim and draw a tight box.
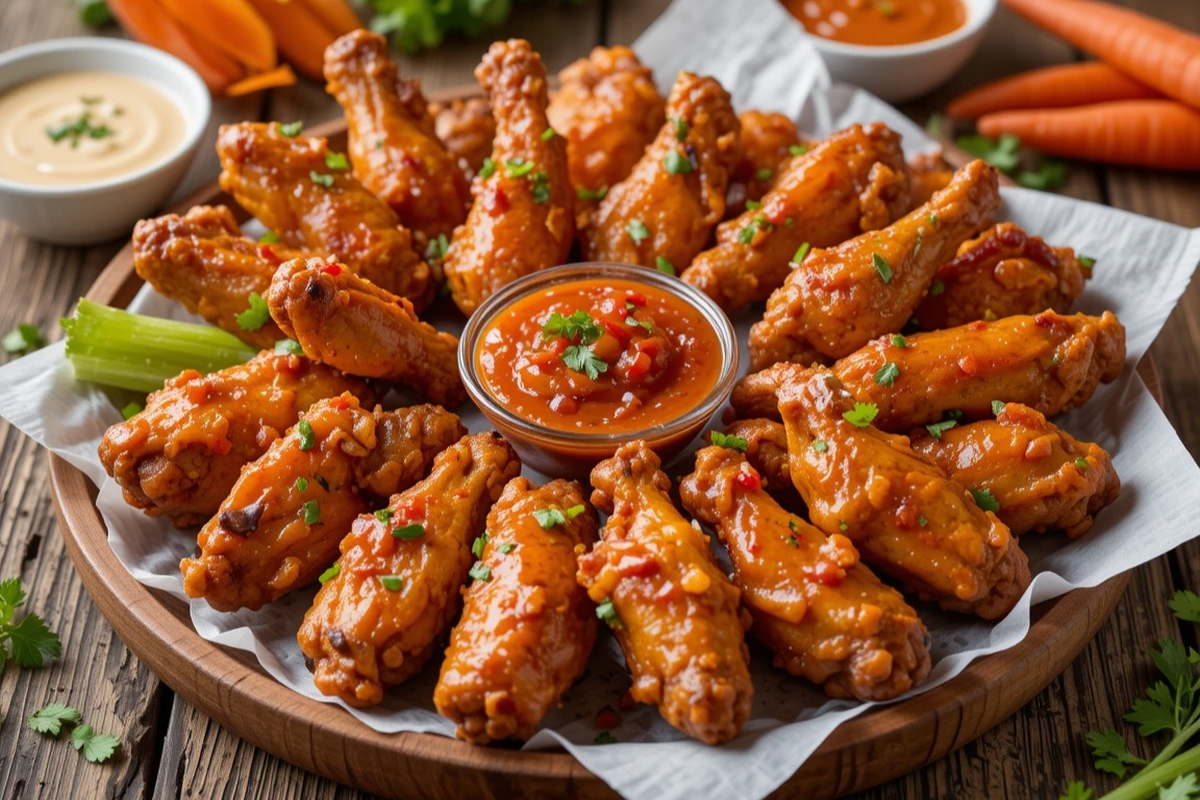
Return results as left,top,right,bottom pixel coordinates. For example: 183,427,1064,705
459,262,740,449
0,36,211,197
802,0,998,57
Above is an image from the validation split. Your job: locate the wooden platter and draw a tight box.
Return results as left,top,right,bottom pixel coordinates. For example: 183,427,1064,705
48,118,1139,799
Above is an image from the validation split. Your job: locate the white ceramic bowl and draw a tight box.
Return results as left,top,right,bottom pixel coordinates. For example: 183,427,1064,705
0,38,210,245
804,0,997,104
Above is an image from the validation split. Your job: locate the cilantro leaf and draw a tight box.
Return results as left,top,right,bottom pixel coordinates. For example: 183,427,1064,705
70,724,121,764
842,403,878,428
534,507,568,528
626,220,650,244
563,345,608,381
1057,781,1094,800
926,420,957,440
6,613,62,668
874,362,899,386
1085,729,1142,778
655,257,675,276
969,488,1000,514
0,577,26,615
28,703,81,736
1126,680,1178,737
236,293,270,332
1169,591,1200,623
710,431,748,452
541,310,601,345
956,133,1021,173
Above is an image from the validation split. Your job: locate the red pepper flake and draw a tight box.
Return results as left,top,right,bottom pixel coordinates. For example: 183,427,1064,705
969,320,988,331
734,469,760,491
258,244,282,265
454,488,468,499
329,396,351,411
321,263,343,276
486,187,509,214
958,355,978,377
595,706,621,730
812,560,843,586
396,495,425,521
625,292,646,307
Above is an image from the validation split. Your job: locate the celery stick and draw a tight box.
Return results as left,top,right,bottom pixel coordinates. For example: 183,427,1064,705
61,299,258,393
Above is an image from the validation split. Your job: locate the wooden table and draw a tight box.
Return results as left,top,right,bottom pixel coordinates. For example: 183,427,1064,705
0,1,1196,797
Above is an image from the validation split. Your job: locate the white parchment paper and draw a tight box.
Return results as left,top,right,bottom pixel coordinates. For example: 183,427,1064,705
3,1,1200,797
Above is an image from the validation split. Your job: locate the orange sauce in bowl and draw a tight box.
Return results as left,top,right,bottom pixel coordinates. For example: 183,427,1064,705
783,0,967,45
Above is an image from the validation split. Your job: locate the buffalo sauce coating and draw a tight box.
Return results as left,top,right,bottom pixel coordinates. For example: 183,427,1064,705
783,0,966,46
476,278,722,433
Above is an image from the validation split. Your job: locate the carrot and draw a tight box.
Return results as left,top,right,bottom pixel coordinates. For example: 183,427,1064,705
948,62,1162,119
225,63,297,97
161,0,277,74
244,0,338,80
1002,0,1200,111
301,0,362,36
977,100,1200,171
106,0,244,93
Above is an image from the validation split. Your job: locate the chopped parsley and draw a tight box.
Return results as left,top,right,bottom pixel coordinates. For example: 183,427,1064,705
378,575,404,591
918,515,928,527
1075,457,1089,470
277,120,303,137
530,171,551,204
737,215,771,245
46,112,112,147
563,345,608,380
970,488,1000,514
792,242,811,264
596,597,623,630
541,127,556,141
874,362,900,386
929,280,945,297
670,116,688,141
992,400,1006,415
505,158,535,178
275,338,304,356
468,562,492,582
663,150,692,176
655,257,675,276
873,253,893,283
296,419,316,450
891,334,908,348
925,420,957,440
710,431,748,452
478,157,496,179
788,144,808,156
236,293,270,331
577,185,608,201
324,151,349,171
754,167,773,181
626,219,650,245
842,403,879,428
318,562,340,584
302,500,320,525
392,523,425,540
309,171,335,188
812,440,827,452
471,532,489,558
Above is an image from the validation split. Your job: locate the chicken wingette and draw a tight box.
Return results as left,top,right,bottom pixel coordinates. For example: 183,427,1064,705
723,110,805,218
680,444,931,701
435,477,598,744
579,441,752,745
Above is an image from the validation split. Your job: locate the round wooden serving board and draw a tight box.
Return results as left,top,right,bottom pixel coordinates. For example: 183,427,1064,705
49,118,1141,799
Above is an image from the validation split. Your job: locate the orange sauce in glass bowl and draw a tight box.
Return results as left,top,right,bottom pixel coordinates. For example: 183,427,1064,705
783,0,967,46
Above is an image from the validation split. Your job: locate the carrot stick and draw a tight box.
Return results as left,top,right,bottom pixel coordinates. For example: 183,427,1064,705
225,63,297,97
244,0,338,80
977,100,1200,171
161,0,277,74
1002,0,1200,111
301,0,362,36
948,62,1162,119
106,0,244,93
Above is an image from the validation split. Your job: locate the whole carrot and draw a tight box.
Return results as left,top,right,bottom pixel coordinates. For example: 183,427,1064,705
1002,0,1200,111
977,100,1200,171
245,0,339,80
107,0,244,93
948,62,1162,119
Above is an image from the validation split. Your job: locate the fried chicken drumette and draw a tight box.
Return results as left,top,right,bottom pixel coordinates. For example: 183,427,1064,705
724,110,805,217
579,441,753,745
442,39,574,315
298,432,520,707
99,350,374,528
435,478,598,745
324,30,471,241
680,444,931,701
430,97,496,175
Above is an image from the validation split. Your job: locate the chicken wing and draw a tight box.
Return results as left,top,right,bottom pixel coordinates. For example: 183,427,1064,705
683,123,909,314
779,368,1030,619
266,257,464,408
442,39,574,315
298,432,520,707
724,110,804,217
749,159,1000,370
912,222,1092,330
181,397,464,612
546,45,666,200
906,152,955,209
355,405,469,498
216,122,434,310
680,444,931,701
132,205,300,349
324,30,471,241
579,441,752,745
580,72,739,273
911,402,1119,537
99,350,374,528
435,477,598,744
431,97,496,174
733,311,1126,426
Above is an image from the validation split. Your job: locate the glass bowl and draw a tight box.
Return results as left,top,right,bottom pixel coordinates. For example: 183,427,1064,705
458,262,739,478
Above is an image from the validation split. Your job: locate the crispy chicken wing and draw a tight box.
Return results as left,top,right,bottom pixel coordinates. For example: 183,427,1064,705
579,441,752,745
724,110,805,217
749,159,1000,370
181,397,463,611
779,368,1031,619
324,30,471,241
298,432,520,707
442,39,574,315
547,45,666,199
99,350,374,528
435,477,598,744
911,402,1119,537
216,122,434,310
906,152,955,209
580,72,739,273
266,257,464,408
132,205,300,349
683,123,909,314
431,97,496,174
355,406,468,498
912,222,1092,330
733,311,1126,426
680,445,931,701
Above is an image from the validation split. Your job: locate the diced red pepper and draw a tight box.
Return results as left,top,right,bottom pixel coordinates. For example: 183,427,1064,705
396,495,426,521
599,318,632,346
258,244,282,265
626,352,652,381
734,469,760,491
635,339,660,359
595,706,621,729
321,263,343,276
486,187,509,214
625,292,646,307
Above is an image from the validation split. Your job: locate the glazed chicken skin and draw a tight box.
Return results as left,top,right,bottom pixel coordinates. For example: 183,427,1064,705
546,45,666,200
430,97,496,174
298,432,520,707
733,311,1126,427
717,420,805,514
442,39,574,315
682,123,909,314
266,257,465,408
435,478,598,745
216,122,435,310
680,445,931,701
779,368,1031,619
912,222,1092,330
580,441,753,745
906,152,955,209
911,402,1119,538
324,30,471,240
580,72,739,273
98,350,374,528
181,397,464,612
724,110,804,217
749,159,1001,370
132,205,302,349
